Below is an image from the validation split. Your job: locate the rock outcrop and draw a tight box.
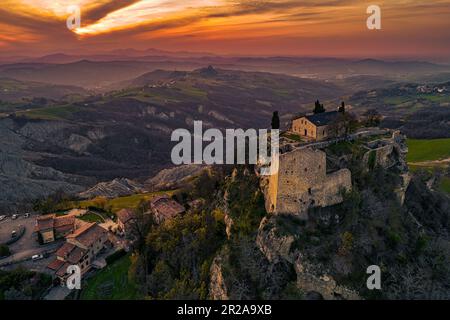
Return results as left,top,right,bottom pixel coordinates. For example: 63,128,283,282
209,253,229,300
294,256,361,300
0,118,91,212
254,130,415,300
78,178,144,199
256,216,295,264
145,165,208,191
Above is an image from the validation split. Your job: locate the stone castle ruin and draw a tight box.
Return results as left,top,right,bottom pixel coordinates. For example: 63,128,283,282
259,129,408,220
261,147,351,220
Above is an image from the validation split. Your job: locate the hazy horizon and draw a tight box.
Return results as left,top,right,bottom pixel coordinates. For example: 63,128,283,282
0,48,449,65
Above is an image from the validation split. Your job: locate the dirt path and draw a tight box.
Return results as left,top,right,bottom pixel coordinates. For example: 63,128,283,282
409,157,450,167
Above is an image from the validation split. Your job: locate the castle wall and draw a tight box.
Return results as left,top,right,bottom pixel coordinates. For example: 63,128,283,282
264,147,352,220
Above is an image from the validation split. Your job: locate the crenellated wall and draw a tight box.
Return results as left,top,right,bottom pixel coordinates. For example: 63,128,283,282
263,147,352,220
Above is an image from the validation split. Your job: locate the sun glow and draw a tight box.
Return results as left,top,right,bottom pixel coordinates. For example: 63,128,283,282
19,0,94,16
1,0,449,57
73,0,224,35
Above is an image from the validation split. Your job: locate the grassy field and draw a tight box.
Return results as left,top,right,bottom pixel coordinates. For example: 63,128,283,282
78,212,105,223
407,138,450,163
440,177,450,194
384,94,450,105
18,105,82,120
75,191,176,213
80,255,142,300
384,96,411,105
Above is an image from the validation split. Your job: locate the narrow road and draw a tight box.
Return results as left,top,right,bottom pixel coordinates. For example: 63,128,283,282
0,242,61,267
409,157,450,167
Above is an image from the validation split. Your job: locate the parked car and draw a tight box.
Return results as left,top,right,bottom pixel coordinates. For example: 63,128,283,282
0,215,6,221
11,230,17,238
32,254,44,261
24,213,31,218
11,214,18,220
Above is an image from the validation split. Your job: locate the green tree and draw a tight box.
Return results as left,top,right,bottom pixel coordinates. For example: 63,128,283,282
313,100,325,114
271,111,280,129
0,245,10,258
339,101,346,113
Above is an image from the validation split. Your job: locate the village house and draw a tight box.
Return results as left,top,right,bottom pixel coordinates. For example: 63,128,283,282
116,208,135,236
291,111,344,141
47,222,109,282
34,214,76,244
149,195,185,224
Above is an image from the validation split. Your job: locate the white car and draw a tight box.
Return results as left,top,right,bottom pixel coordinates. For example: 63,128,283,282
11,214,18,220
0,215,6,221
32,254,44,261
24,213,31,218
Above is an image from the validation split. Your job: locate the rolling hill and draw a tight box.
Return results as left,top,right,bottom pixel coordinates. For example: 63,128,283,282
0,67,344,211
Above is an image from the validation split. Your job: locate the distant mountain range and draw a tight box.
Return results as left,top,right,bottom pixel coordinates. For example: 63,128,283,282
1,50,449,89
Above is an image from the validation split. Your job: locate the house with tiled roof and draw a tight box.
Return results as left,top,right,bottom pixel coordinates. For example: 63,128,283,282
47,222,109,281
292,111,345,141
116,208,135,236
149,195,185,224
34,214,76,244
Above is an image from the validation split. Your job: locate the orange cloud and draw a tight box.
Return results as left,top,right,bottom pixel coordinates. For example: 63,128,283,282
0,0,449,58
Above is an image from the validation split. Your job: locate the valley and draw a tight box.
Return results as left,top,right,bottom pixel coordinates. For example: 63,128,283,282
0,59,449,212
0,55,449,301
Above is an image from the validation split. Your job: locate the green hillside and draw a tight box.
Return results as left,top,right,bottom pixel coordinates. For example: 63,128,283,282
407,138,450,163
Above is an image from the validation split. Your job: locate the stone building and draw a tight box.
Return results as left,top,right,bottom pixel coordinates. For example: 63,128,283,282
262,147,352,220
292,111,343,141
47,222,109,282
34,214,76,244
116,208,135,236
149,195,185,224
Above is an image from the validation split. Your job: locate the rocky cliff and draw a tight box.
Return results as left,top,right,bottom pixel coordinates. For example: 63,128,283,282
78,178,144,199
254,131,449,299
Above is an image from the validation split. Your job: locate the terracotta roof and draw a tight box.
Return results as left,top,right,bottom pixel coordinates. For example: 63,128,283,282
116,209,135,225
67,247,86,264
56,242,76,258
36,214,56,231
150,195,185,223
67,223,107,247
47,259,65,271
54,216,75,228
35,214,75,233
56,262,71,277
55,224,74,235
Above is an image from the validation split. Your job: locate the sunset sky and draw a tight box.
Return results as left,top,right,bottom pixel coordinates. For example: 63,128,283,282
1,0,450,59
